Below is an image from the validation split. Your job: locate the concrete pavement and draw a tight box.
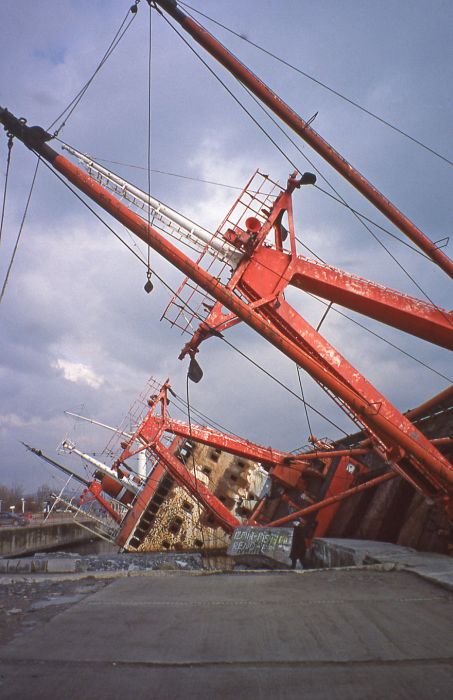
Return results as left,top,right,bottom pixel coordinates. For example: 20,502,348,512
311,538,453,590
0,568,452,699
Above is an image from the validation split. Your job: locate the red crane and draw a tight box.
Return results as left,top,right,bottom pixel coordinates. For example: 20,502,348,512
0,104,451,523
1,2,452,530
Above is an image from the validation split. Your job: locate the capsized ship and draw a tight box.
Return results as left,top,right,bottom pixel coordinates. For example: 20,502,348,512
5,0,453,559
25,373,453,557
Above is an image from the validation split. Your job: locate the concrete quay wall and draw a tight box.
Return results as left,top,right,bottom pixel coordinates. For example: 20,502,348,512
309,537,453,591
0,520,93,557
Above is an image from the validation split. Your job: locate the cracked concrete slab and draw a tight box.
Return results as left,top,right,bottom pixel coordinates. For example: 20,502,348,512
311,538,453,590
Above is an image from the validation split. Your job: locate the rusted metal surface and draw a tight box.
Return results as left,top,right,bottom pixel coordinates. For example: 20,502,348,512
265,472,397,528
176,172,452,498
289,254,453,349
406,385,453,421
166,418,287,468
323,393,453,552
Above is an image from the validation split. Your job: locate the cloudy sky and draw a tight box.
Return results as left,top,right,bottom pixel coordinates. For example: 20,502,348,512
0,0,451,493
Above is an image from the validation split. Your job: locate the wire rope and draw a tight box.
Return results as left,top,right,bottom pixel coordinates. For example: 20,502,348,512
219,336,349,436
76,154,434,260
170,390,241,438
296,365,314,440
311,186,435,260
48,2,140,136
158,12,303,177
169,389,324,471
39,150,352,438
39,151,452,461
303,290,452,383
185,372,208,545
145,3,153,288
0,159,40,307
179,1,453,167
0,135,14,247
36,144,450,441
88,160,249,189
169,389,339,480
29,158,453,495
235,83,453,323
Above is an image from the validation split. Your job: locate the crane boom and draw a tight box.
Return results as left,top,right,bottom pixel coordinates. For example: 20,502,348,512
73,157,452,350
60,440,140,492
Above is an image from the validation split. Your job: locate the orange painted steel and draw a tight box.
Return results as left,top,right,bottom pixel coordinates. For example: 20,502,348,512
114,385,240,533
25,149,453,494
116,456,169,548
95,473,135,507
166,418,288,468
153,1,453,279
151,439,239,532
111,381,328,533
79,482,122,524
309,456,368,538
336,386,453,450
167,419,323,482
288,448,370,462
432,437,453,447
406,385,453,421
266,471,397,528
167,418,326,487
247,496,268,525
289,255,453,350
178,180,452,497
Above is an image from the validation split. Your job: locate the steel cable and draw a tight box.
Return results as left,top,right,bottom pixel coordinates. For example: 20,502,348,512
0,159,40,307
0,136,13,247
48,2,140,136
179,1,453,167
38,153,452,464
